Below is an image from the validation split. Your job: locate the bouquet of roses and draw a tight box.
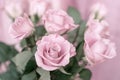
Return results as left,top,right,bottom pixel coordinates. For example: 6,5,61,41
0,1,116,80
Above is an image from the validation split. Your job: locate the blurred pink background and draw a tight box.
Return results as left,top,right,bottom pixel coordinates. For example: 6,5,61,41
0,0,120,80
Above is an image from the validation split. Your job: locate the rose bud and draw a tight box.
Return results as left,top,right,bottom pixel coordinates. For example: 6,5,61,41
84,39,116,65
42,9,78,34
5,0,23,18
9,14,34,40
90,3,107,20
29,0,50,17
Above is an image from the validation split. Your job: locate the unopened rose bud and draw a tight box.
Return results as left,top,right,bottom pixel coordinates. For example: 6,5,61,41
9,14,34,40
5,0,23,18
90,3,107,20
29,0,50,17
42,9,78,34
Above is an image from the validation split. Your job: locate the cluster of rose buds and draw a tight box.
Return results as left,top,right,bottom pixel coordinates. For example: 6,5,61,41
2,0,65,18
84,3,116,65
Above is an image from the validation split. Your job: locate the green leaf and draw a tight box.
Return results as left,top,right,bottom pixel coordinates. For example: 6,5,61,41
35,26,46,39
67,21,86,44
31,46,37,54
59,67,71,75
76,21,86,43
67,27,79,43
0,62,20,80
25,34,36,48
24,57,37,74
76,41,85,61
65,57,80,75
51,70,71,80
22,71,37,80
79,68,92,80
36,68,50,80
67,7,86,45
70,21,86,61
0,42,20,80
0,42,18,62
20,39,27,48
31,14,40,25
12,51,33,73
67,7,81,24
67,21,86,61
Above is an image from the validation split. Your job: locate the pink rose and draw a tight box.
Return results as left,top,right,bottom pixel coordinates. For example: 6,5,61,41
86,19,110,43
84,39,116,65
29,0,50,17
42,9,78,34
35,34,76,71
90,3,107,20
9,14,34,40
84,19,116,65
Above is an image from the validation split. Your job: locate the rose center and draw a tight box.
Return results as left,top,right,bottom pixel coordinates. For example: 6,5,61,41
49,43,61,58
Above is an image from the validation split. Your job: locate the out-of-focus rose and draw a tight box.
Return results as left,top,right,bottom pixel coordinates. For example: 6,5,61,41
0,61,10,74
86,19,110,42
35,34,76,71
9,14,34,40
42,9,78,34
29,0,50,17
50,0,62,10
84,19,116,65
90,3,107,20
84,39,116,65
4,0,23,18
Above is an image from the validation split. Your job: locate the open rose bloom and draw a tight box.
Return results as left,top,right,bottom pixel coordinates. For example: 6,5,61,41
35,34,76,71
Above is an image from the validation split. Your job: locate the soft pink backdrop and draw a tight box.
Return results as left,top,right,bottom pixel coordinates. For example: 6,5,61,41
0,0,120,80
